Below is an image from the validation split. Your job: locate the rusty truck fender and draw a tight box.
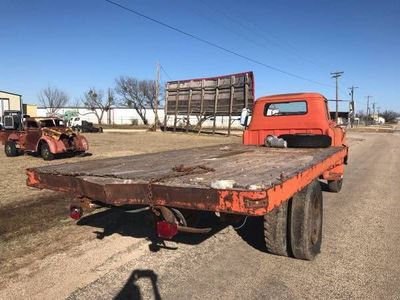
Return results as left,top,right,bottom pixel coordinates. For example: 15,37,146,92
36,136,60,153
3,132,20,144
74,135,89,151
36,134,89,153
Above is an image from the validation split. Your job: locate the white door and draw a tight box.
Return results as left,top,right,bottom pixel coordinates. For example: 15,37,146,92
0,98,10,124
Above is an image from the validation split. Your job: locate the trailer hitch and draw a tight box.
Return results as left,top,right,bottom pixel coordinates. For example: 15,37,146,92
154,206,211,239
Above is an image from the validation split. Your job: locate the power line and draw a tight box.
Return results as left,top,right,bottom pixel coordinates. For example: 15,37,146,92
160,64,172,80
200,0,332,72
104,0,334,88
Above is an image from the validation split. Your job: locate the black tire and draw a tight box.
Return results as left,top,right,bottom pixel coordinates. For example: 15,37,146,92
5,141,18,157
279,134,332,148
40,143,55,161
327,179,343,193
264,200,289,256
290,180,323,260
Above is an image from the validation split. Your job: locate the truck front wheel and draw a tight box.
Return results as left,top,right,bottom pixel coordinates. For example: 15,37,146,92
41,143,55,161
290,180,323,260
5,141,18,157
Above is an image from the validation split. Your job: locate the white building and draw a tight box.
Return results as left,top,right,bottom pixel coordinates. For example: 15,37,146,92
37,107,243,129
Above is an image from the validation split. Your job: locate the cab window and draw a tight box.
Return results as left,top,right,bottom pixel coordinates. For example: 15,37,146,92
26,121,39,128
264,101,307,116
40,119,55,127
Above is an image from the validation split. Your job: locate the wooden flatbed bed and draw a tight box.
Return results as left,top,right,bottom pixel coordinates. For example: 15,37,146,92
27,143,347,216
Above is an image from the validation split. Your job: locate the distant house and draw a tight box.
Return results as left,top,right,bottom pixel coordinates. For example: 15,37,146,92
373,115,385,125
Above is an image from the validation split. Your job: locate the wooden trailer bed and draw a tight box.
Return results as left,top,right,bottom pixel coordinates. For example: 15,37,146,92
27,144,347,216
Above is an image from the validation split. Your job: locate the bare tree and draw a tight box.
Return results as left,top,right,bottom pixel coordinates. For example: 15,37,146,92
72,97,81,108
115,76,159,125
82,88,114,124
380,110,400,123
38,86,69,115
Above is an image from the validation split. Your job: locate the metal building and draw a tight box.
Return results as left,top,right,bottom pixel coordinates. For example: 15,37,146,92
0,90,22,123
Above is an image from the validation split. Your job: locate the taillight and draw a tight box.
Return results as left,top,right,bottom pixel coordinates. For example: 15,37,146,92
156,221,178,239
70,206,83,220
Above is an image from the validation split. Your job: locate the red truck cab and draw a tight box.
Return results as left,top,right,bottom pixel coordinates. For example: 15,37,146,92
243,93,346,147
242,92,347,192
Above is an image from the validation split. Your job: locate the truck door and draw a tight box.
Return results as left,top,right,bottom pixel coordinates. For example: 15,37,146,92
25,120,41,151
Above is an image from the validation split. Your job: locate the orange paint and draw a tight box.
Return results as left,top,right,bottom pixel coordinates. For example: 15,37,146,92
243,93,346,147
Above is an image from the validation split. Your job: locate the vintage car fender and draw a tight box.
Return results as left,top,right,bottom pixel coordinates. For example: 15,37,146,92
36,136,66,154
36,134,89,153
7,132,20,142
74,135,89,151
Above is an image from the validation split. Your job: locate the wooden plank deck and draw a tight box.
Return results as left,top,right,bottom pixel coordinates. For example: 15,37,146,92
32,144,343,191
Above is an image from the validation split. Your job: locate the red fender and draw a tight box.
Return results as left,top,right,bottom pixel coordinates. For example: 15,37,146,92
7,133,20,141
74,135,89,151
37,136,65,154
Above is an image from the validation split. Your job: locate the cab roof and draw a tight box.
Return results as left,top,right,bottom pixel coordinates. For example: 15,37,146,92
257,93,326,102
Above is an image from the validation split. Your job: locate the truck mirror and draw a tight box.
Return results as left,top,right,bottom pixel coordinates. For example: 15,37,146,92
240,108,250,127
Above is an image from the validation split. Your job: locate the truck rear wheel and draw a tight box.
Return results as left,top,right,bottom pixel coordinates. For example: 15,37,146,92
41,143,54,161
5,141,18,157
264,200,289,256
290,180,323,260
327,179,343,193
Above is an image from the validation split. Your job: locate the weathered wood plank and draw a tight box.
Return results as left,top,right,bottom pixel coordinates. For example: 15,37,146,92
33,144,343,190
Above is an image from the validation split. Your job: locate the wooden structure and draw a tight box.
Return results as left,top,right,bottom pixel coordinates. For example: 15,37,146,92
164,71,254,135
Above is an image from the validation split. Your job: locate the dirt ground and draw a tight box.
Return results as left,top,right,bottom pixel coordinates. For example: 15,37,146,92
1,131,399,299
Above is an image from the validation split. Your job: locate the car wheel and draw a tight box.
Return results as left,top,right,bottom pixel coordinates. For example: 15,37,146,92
41,143,55,161
5,141,19,157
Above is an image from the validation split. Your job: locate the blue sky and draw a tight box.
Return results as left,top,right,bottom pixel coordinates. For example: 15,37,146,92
1,0,399,112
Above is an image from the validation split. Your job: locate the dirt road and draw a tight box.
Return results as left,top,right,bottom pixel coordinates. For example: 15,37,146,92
0,131,399,299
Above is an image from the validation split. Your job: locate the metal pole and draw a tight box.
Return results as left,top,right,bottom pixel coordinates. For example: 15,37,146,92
227,75,234,136
372,102,376,125
365,96,372,126
331,71,344,123
348,86,358,128
154,62,160,131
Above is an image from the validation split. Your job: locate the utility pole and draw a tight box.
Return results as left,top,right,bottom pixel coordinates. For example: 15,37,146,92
365,95,372,126
153,61,160,131
372,102,376,125
348,86,358,128
331,71,344,123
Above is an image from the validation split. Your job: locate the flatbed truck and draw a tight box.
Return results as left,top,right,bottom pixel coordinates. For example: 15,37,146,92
27,92,348,260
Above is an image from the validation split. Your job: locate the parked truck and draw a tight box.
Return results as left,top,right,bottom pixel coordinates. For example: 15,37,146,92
26,92,347,260
70,117,103,133
1,117,89,160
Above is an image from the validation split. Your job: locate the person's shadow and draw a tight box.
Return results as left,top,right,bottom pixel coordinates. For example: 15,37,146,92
114,269,161,300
